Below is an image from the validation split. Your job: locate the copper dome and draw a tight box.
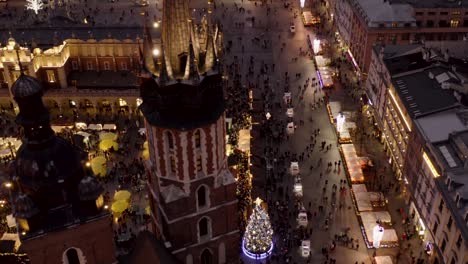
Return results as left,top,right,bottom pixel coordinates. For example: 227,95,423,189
11,74,43,98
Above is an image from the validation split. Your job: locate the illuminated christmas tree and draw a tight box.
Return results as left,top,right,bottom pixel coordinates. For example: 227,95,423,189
26,0,44,14
242,197,274,259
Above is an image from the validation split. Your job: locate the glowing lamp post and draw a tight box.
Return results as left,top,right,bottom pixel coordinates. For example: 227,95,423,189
372,222,384,248
300,0,305,8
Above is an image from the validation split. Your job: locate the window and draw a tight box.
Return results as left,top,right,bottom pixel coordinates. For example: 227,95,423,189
71,61,79,70
456,234,462,249
199,217,209,238
452,11,461,15
440,12,448,15
47,70,56,83
103,61,110,70
415,12,424,16
447,216,453,230
197,186,207,208
201,249,212,264
439,199,444,212
439,20,448,27
465,213,468,224
11,71,21,82
120,62,128,70
194,130,201,148
464,20,468,27
404,23,411,27
170,156,176,173
450,19,460,27
427,20,434,27
441,239,447,252
196,156,202,172
86,61,94,70
428,12,436,15
433,221,439,234
391,22,398,28
401,33,410,41
66,248,81,264
166,132,174,149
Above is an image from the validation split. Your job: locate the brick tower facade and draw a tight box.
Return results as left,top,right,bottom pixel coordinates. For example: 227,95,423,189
139,1,239,264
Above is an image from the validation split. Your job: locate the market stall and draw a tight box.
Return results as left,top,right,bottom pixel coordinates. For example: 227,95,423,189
375,256,393,264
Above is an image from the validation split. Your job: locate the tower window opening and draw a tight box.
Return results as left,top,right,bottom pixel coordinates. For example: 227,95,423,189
167,131,174,149
194,130,201,148
197,185,207,208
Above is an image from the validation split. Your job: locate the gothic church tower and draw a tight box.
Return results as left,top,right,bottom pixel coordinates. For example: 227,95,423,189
139,1,239,264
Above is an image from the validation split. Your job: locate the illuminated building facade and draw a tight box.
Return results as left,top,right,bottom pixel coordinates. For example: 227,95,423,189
0,32,145,118
327,0,468,74
366,43,468,263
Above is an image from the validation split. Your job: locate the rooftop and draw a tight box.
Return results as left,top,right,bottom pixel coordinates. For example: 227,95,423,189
353,0,415,24
416,108,468,142
391,0,468,8
392,65,460,118
0,0,161,48
68,70,139,90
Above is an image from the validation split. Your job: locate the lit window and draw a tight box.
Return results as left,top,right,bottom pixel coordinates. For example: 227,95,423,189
103,61,111,70
71,61,79,70
47,70,56,83
450,19,460,27
170,156,176,173
196,156,202,172
167,132,174,149
86,62,94,70
194,130,201,148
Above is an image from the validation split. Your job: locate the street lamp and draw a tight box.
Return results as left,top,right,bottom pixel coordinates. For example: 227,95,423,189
265,112,271,120
152,48,160,57
4,182,12,189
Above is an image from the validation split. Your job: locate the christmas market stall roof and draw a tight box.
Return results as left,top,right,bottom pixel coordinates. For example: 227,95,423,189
120,231,181,264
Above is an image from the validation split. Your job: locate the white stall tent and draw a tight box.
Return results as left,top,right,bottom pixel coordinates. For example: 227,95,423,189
301,240,311,257
290,162,300,175
286,108,294,118
88,124,103,131
75,122,87,130
294,176,303,197
103,124,117,130
297,211,308,227
287,122,295,134
375,256,393,264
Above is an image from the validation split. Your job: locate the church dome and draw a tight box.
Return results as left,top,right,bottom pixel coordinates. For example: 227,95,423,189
14,193,39,218
11,74,43,98
15,136,84,193
78,175,103,201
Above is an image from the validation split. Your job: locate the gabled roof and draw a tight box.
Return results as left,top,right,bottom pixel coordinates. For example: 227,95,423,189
121,231,181,264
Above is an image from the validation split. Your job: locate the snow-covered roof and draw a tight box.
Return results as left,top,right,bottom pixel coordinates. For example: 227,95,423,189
416,109,468,143
354,0,414,24
160,184,187,203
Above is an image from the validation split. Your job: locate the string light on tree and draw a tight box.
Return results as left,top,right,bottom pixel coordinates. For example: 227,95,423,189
25,0,44,14
242,197,274,259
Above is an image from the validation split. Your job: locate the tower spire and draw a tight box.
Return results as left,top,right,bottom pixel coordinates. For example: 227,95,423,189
162,0,191,76
185,27,200,82
158,42,170,84
204,24,217,71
